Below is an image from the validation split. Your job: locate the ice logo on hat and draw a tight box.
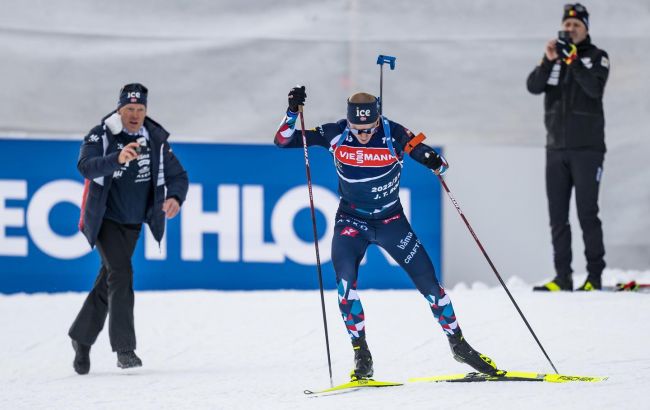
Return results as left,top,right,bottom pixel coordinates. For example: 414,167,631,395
356,107,371,122
125,91,142,103
127,91,141,103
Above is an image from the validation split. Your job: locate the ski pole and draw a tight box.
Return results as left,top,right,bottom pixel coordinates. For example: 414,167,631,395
376,55,396,115
436,173,560,374
298,105,334,387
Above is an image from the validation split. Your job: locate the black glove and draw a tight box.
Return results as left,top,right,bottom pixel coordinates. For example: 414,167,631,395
555,38,577,65
288,86,306,112
423,151,448,175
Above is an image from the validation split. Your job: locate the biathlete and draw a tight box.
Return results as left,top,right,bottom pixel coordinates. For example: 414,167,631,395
274,86,499,379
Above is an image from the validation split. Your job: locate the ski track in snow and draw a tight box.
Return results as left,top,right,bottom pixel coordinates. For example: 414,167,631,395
1,273,650,409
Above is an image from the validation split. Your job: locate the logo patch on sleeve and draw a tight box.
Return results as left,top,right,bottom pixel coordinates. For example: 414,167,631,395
601,56,609,69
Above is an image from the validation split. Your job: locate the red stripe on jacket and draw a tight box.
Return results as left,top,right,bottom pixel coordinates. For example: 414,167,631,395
78,179,91,231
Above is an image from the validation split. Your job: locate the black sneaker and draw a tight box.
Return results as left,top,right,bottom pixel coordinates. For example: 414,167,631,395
448,334,498,376
577,276,601,291
117,351,142,369
71,340,91,375
350,337,373,379
533,276,573,292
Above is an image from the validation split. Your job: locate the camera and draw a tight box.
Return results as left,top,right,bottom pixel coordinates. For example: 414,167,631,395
135,136,147,155
558,30,571,41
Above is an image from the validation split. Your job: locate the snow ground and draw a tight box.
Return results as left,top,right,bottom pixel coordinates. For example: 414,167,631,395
1,271,649,410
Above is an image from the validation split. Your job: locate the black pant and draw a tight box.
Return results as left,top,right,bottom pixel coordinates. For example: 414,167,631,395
546,150,606,279
69,219,142,352
332,209,440,295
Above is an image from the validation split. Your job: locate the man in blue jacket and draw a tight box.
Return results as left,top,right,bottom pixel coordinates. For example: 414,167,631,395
68,83,188,375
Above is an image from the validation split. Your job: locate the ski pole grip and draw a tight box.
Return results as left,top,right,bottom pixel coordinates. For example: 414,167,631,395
376,55,397,70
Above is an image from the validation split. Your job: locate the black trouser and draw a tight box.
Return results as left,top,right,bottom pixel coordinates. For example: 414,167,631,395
546,149,606,279
332,209,440,295
69,219,142,352
332,209,462,340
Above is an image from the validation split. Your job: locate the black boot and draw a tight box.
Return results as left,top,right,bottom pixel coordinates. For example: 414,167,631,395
71,340,91,375
350,337,373,380
448,333,498,376
577,275,601,291
117,351,142,369
533,275,573,292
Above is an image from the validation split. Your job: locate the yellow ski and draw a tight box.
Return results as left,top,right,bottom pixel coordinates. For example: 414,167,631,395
304,378,403,395
409,371,608,383
305,370,607,395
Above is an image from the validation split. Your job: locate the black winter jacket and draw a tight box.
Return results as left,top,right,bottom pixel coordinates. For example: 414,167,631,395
527,36,609,152
77,112,189,248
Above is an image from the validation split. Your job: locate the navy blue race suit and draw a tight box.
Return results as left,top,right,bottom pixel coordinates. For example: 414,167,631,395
274,109,461,341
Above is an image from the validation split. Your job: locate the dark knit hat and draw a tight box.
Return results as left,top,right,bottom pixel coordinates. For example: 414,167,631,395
563,3,589,30
118,83,148,108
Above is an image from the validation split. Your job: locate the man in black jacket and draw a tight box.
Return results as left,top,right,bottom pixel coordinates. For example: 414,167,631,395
68,83,189,374
527,3,609,292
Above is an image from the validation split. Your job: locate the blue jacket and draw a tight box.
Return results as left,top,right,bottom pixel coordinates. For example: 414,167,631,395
77,112,189,248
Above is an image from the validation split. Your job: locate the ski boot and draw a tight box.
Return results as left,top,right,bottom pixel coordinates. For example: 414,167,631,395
117,350,142,369
448,333,499,376
576,275,601,291
350,336,373,380
71,339,91,375
533,275,573,292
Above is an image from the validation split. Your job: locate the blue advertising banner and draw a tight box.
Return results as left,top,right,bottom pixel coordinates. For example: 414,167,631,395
0,138,442,293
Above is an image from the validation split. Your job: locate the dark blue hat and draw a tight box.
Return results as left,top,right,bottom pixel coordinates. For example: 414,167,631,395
563,3,589,30
347,98,379,125
118,83,148,108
